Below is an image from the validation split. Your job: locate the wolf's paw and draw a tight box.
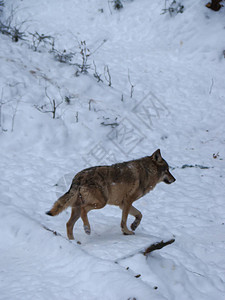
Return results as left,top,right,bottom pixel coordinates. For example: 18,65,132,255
123,229,135,235
84,225,91,235
131,221,139,231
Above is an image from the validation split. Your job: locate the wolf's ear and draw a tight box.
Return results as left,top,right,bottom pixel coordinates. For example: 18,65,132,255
152,149,162,162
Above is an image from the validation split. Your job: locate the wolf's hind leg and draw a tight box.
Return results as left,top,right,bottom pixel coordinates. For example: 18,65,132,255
129,205,142,231
81,207,91,235
81,191,107,235
66,206,81,240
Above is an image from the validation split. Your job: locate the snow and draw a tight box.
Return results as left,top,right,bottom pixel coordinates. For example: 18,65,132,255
0,0,225,299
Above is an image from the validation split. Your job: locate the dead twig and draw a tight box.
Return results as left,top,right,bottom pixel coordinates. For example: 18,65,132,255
29,31,55,51
209,78,214,95
104,65,112,87
93,61,103,82
11,99,20,132
128,69,135,98
42,225,60,236
143,239,175,256
35,87,63,119
115,238,175,263
42,225,81,244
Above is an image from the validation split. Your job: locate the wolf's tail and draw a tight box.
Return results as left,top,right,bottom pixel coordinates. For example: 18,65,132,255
46,191,74,216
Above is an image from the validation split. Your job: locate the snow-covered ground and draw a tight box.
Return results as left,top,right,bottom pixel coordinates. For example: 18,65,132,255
0,0,225,299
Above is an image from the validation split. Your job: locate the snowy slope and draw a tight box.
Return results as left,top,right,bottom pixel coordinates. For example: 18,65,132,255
0,0,225,299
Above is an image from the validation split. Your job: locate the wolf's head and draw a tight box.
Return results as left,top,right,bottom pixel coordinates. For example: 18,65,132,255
152,149,176,184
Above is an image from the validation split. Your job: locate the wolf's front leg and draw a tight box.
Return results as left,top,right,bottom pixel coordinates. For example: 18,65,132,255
129,205,142,231
120,203,135,235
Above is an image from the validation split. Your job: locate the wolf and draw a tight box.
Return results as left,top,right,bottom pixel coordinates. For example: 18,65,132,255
46,149,176,240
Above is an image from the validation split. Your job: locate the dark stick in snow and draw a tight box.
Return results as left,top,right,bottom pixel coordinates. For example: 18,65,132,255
115,238,175,263
143,238,175,256
42,225,81,244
